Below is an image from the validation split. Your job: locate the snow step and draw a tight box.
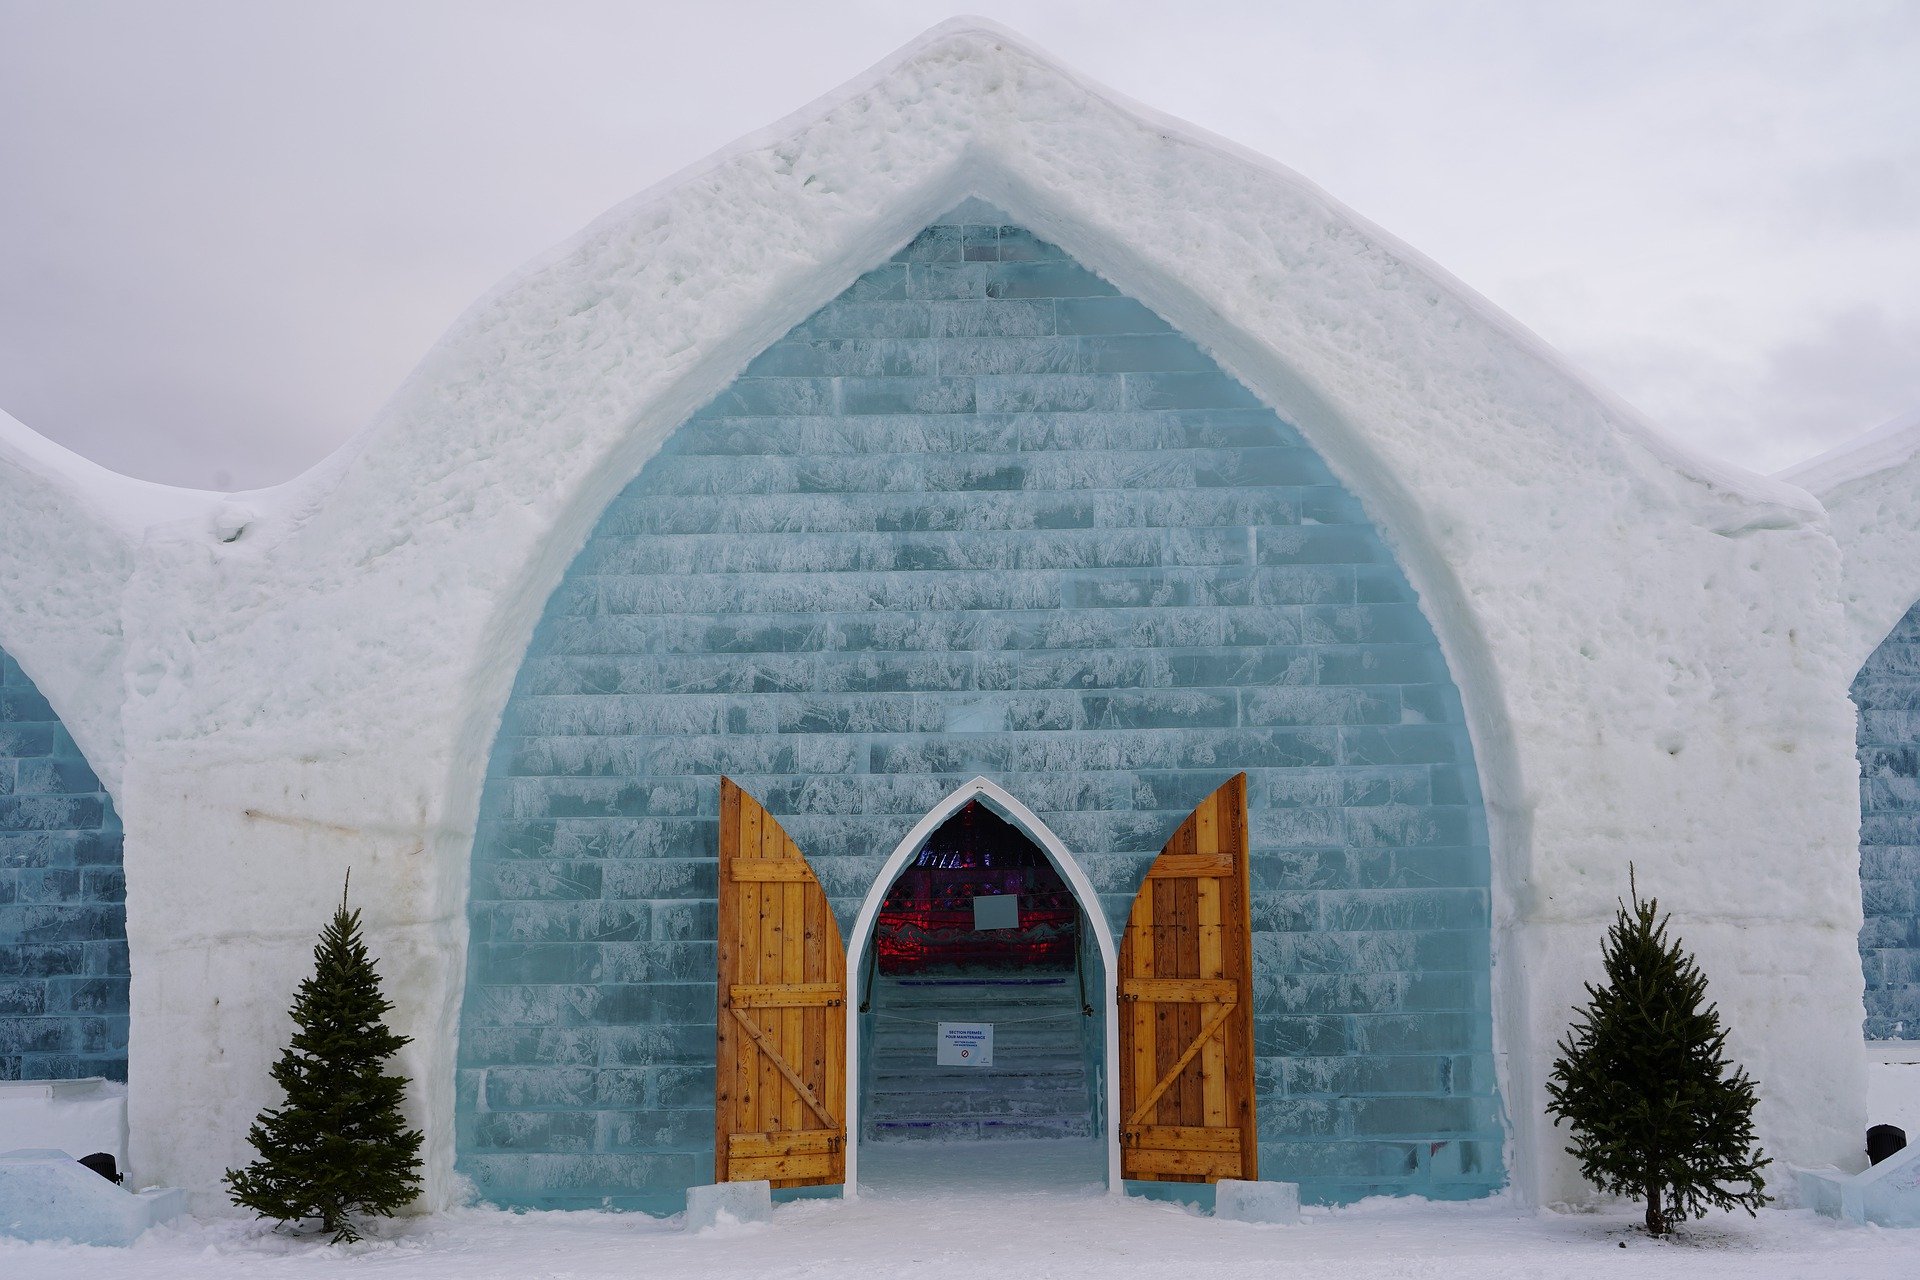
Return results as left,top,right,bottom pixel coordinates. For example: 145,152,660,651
860,968,1098,1144
867,1116,1095,1141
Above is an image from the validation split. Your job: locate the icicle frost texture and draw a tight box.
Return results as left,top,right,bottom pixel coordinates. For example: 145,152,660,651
458,203,1500,1212
225,900,423,1243
1546,880,1768,1236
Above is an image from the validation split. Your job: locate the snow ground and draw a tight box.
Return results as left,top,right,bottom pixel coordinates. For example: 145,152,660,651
2,1141,1916,1280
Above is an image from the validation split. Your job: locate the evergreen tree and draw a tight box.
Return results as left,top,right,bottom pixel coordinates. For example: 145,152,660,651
1546,871,1769,1236
225,881,424,1242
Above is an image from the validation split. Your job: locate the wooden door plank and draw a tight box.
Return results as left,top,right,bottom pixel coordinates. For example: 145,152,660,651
757,819,783,1134
820,896,847,1182
729,1130,840,1157
1145,852,1235,878
736,868,762,1141
799,883,827,1151
735,787,764,1134
1121,978,1237,1003
1196,879,1224,980
1124,881,1155,1145
729,983,844,1008
781,872,806,1136
1224,775,1256,1180
1122,1147,1241,1179
1124,1125,1242,1152
1173,874,1202,1127
1172,815,1199,1134
1197,875,1228,1128
763,822,789,1141
729,1153,835,1182
1151,875,1181,1131
715,780,742,1182
731,860,818,882
739,793,763,882
1130,880,1156,979
802,879,828,982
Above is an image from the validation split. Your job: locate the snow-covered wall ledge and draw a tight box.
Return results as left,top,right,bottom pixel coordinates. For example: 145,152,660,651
1783,410,1920,671
0,19,1845,1210
0,410,219,798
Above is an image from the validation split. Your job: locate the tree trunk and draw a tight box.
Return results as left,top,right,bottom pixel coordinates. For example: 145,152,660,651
1644,1179,1665,1236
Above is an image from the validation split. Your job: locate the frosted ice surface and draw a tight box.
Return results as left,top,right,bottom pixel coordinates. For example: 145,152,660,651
683,1179,772,1232
459,200,1499,1212
1214,1178,1302,1224
0,1148,184,1246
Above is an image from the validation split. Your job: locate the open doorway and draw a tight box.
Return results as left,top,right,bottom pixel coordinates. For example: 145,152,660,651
847,783,1116,1192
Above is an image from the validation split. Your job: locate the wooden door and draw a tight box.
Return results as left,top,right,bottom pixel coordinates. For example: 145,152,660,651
715,778,847,1186
1117,773,1257,1182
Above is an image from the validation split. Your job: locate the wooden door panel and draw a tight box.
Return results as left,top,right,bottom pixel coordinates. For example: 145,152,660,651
1118,773,1256,1183
715,778,847,1187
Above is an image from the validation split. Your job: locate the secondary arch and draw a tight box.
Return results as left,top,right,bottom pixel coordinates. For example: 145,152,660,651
0,642,128,1084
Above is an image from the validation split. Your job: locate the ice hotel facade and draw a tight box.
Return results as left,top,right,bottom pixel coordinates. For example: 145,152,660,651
0,22,1913,1215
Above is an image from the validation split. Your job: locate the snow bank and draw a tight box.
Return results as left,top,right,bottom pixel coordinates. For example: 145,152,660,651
0,18,1866,1212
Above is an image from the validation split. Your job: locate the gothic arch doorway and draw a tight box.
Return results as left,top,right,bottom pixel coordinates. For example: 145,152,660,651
846,778,1122,1194
711,775,1258,1200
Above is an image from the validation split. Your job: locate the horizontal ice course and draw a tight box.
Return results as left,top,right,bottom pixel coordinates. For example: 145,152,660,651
1852,602,1920,1040
458,202,1501,1212
0,648,128,1083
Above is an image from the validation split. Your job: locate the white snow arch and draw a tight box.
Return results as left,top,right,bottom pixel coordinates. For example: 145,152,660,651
35,18,1850,1209
844,777,1123,1196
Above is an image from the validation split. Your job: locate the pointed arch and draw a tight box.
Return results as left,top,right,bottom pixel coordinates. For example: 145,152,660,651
844,777,1123,1195
0,642,129,1086
456,200,1506,1210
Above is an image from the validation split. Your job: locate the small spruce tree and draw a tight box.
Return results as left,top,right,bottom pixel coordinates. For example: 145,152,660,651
1546,871,1769,1236
225,879,424,1242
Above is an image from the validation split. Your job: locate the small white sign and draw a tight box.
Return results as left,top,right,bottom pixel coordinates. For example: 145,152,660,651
936,1021,993,1067
972,893,1019,931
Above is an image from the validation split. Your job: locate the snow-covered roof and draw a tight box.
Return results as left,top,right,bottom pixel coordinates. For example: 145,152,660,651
1780,406,1920,495
2,20,1816,528
0,17,1833,787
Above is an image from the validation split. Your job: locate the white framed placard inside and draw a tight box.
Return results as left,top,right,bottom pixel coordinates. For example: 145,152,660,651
936,1021,993,1067
973,893,1019,930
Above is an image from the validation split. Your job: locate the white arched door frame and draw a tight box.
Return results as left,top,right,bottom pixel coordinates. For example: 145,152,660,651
842,776,1123,1196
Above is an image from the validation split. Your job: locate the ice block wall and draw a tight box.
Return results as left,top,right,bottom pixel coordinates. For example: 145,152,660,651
456,203,1501,1211
1852,603,1920,1040
0,647,127,1082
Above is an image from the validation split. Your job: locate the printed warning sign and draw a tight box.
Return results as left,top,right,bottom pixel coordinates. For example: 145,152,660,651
936,1021,993,1067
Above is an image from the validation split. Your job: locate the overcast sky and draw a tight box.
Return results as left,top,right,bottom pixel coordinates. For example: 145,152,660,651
2,1,1916,491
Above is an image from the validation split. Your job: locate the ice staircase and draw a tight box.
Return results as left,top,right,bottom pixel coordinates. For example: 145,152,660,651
861,971,1097,1143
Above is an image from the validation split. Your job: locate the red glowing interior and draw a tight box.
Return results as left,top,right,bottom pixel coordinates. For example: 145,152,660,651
874,801,1080,975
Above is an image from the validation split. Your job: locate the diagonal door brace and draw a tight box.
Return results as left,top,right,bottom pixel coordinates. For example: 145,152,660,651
1126,1000,1238,1127
727,1005,837,1128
